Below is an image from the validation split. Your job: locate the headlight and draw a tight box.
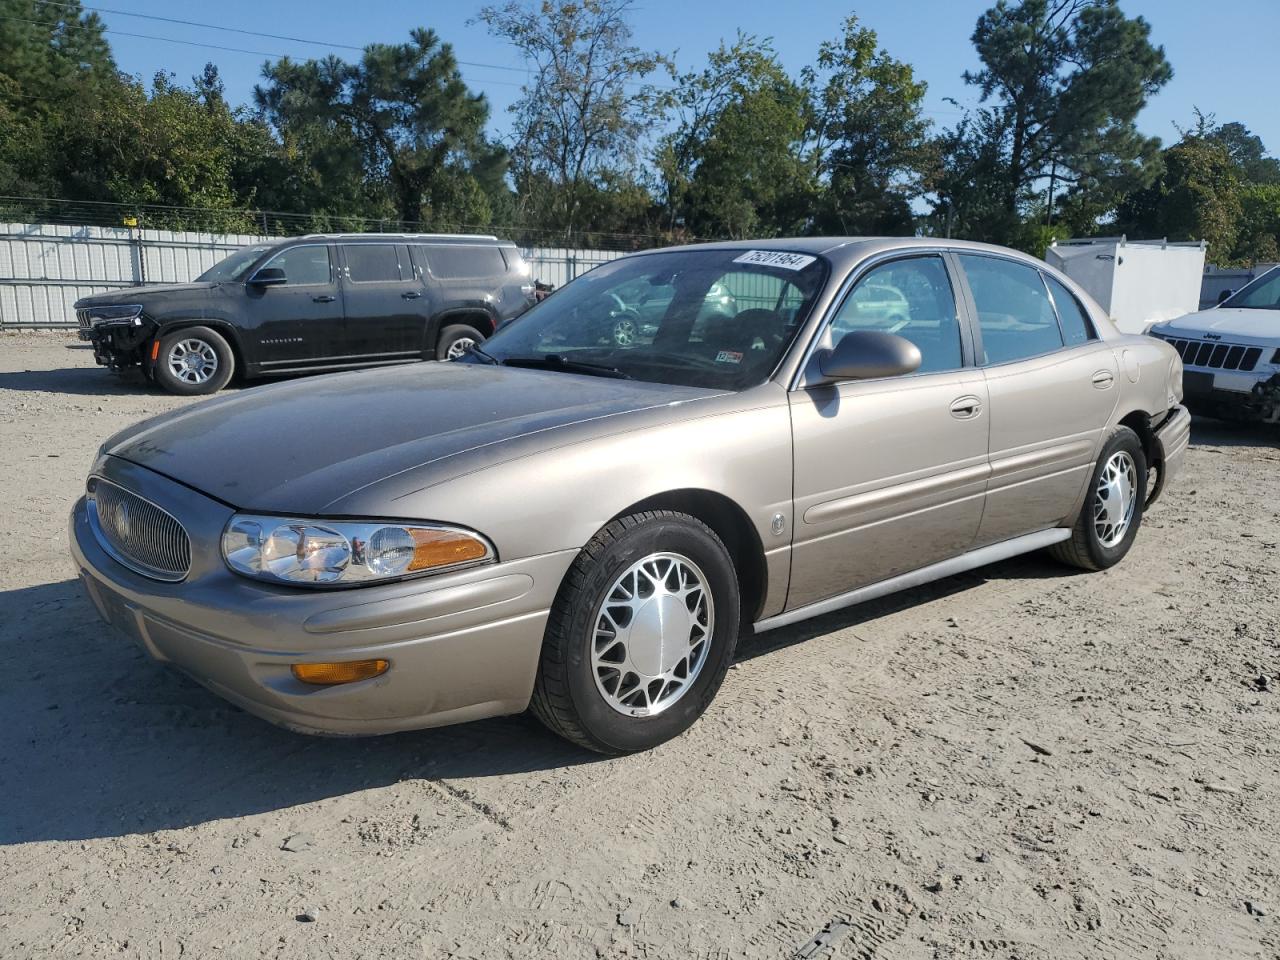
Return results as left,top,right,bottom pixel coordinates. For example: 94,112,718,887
221,515,494,587
87,304,144,322
1169,351,1183,404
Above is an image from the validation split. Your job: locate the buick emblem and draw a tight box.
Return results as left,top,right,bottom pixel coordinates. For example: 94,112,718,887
115,501,132,540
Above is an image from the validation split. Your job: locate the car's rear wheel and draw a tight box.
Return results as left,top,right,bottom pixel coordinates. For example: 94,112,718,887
530,511,740,754
1050,426,1147,571
436,324,486,361
153,326,234,395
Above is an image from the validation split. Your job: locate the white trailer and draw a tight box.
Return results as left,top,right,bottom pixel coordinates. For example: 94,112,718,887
1045,237,1206,334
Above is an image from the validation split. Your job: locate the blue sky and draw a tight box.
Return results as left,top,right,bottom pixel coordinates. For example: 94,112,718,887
94,0,1279,155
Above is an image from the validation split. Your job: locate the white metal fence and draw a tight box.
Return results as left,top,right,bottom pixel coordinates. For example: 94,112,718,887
0,223,626,328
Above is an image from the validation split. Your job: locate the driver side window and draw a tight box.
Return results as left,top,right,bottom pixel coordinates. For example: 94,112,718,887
261,245,332,286
830,256,963,374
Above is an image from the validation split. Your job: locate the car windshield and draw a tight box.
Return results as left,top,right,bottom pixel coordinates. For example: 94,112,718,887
196,245,276,283
469,249,829,390
1221,267,1280,310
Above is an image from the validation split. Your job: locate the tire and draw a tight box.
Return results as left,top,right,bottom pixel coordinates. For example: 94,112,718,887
1049,426,1147,571
436,324,486,361
153,326,234,395
530,511,741,755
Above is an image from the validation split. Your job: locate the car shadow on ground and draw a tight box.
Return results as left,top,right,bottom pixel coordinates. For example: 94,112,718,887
0,579,600,846
1188,414,1279,449
0,364,159,398
1,554,1073,846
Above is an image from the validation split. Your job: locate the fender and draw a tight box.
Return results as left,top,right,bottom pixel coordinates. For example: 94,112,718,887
146,318,247,377
432,305,499,336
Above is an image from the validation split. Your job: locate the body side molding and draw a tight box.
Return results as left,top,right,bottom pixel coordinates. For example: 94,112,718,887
753,527,1072,634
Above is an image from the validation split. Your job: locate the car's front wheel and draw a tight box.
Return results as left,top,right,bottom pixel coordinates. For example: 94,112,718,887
1050,425,1147,571
153,326,235,395
530,511,741,754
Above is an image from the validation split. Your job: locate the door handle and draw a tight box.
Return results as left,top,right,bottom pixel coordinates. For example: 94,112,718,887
402,291,422,300
1091,369,1115,388
312,294,336,303
950,395,982,419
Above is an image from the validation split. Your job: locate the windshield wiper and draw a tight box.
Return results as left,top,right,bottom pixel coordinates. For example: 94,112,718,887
499,354,634,380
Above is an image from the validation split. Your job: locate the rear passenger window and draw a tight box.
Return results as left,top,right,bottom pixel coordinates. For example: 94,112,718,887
343,244,402,283
959,255,1064,364
830,256,962,374
1045,275,1095,346
418,244,507,279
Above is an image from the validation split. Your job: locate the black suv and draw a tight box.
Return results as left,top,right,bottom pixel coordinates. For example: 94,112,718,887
74,233,537,394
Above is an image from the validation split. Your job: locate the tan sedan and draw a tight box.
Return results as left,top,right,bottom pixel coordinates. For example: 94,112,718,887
70,238,1190,754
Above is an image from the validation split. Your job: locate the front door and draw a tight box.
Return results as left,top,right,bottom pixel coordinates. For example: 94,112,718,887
786,254,990,610
954,254,1120,546
243,243,344,369
339,243,428,363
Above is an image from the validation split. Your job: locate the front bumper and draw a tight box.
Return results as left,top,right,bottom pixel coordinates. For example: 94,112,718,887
1181,369,1280,424
69,456,576,736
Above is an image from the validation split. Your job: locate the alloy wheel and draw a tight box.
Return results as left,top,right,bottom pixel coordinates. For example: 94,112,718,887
167,339,218,385
446,336,476,360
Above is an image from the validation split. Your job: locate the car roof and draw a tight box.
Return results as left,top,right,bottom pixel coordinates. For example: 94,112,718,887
633,236,1051,272
291,233,509,245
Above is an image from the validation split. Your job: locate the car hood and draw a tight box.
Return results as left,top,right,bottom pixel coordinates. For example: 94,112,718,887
75,282,216,308
1155,308,1280,343
103,362,720,513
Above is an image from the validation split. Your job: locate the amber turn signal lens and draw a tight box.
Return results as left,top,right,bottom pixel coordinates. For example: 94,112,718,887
407,529,488,571
291,659,389,685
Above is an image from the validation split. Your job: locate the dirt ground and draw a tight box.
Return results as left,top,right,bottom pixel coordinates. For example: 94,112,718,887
1,330,1277,960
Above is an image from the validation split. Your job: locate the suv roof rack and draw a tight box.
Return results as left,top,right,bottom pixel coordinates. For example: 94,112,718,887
296,232,502,242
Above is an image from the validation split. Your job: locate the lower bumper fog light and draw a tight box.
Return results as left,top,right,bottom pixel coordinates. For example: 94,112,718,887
291,659,389,685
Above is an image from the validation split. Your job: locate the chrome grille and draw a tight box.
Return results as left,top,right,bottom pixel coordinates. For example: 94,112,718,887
89,478,191,581
1157,336,1263,372
76,309,92,330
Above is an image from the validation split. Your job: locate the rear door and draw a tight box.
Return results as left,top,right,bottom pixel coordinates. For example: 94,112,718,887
416,242,508,332
242,243,344,369
338,243,429,363
786,253,990,609
954,254,1120,546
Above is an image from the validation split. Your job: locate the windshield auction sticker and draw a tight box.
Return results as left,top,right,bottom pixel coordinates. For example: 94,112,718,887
731,250,817,271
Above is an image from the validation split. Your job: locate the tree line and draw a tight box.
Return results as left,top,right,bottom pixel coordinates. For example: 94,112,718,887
2,0,1278,263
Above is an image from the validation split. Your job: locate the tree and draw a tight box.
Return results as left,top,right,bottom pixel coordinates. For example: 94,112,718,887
0,0,118,197
255,29,508,228
475,0,670,240
803,15,934,235
939,0,1172,241
1234,184,1280,264
1208,121,1280,186
1116,136,1242,261
656,34,811,239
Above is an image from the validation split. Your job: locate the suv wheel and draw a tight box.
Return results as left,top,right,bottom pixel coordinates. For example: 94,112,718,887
153,326,235,395
436,324,486,361
1049,426,1147,571
530,511,741,754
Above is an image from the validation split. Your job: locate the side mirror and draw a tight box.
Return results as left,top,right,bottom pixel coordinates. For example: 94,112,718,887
1217,288,1234,305
818,330,922,381
248,267,287,287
